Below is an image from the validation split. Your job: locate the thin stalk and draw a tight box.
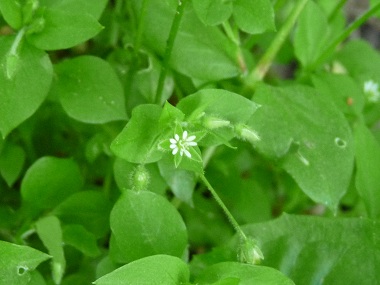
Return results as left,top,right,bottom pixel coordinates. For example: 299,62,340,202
200,174,247,240
9,28,25,56
245,0,309,91
311,3,380,70
155,0,187,104
133,0,149,54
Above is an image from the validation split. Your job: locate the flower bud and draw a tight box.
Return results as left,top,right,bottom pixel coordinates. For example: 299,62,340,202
238,237,264,265
130,165,150,191
235,124,260,144
202,116,231,130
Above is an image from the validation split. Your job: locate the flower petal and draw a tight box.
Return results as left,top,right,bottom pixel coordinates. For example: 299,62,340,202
172,148,178,155
170,138,177,144
174,134,180,141
186,135,196,142
183,149,191,158
182,131,188,140
170,144,177,149
187,141,197,147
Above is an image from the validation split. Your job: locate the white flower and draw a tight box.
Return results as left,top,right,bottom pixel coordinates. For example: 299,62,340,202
169,131,197,158
364,80,380,103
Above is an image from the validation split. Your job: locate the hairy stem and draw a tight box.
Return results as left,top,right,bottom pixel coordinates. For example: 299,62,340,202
245,0,309,91
156,0,187,104
200,174,247,240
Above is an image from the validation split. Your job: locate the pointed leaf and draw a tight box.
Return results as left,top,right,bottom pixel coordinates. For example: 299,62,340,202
196,262,295,285
0,240,50,285
110,190,187,263
53,56,127,124
94,255,189,285
249,85,354,211
354,124,380,219
111,104,163,164
233,0,275,34
35,216,65,285
0,37,52,138
240,214,380,285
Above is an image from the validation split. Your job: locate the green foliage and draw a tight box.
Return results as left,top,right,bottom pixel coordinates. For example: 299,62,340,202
1,0,380,284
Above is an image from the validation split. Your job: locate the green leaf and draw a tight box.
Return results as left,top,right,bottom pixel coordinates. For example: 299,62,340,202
192,0,233,26
52,56,127,124
26,0,103,50
35,216,65,285
312,73,365,116
240,214,380,285
233,0,275,34
0,36,53,138
62,224,101,257
111,104,163,164
249,85,354,211
354,124,380,219
131,0,240,81
0,0,22,29
0,142,25,187
94,255,189,285
158,156,196,206
39,0,108,20
53,191,112,238
0,240,50,285
337,39,380,81
196,262,295,285
294,1,329,68
21,157,83,212
110,190,188,263
177,89,260,146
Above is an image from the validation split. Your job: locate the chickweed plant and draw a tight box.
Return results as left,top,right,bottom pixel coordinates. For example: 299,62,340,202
0,0,380,284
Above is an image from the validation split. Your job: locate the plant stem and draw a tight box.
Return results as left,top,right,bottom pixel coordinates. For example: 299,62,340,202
245,0,309,91
200,174,247,240
134,0,149,54
9,28,25,56
311,3,380,70
155,0,187,105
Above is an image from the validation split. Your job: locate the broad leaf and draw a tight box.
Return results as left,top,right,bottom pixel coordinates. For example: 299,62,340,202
196,262,295,285
111,104,163,164
193,0,233,26
110,190,188,263
35,216,65,285
177,89,260,146
62,225,101,257
240,214,380,285
131,0,240,81
53,56,127,124
294,1,329,68
0,240,50,285
158,157,196,206
0,142,25,187
0,36,52,138
27,0,103,50
0,0,22,29
354,124,380,219
233,0,275,34
249,84,354,211
21,157,83,213
53,191,112,238
312,73,365,116
94,255,189,285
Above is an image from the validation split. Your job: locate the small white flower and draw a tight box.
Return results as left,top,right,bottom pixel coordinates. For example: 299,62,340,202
364,80,380,103
169,131,197,158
